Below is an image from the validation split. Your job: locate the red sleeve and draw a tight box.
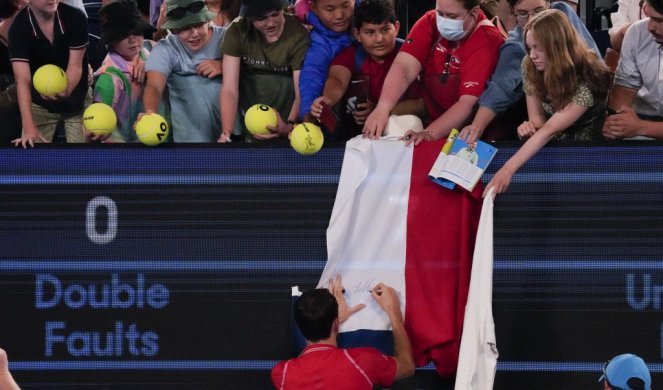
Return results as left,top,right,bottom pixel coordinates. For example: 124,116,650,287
271,361,286,388
330,45,357,72
347,348,397,387
458,25,503,97
400,10,438,66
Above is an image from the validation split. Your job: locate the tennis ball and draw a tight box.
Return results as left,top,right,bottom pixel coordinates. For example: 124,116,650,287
33,64,67,97
135,113,169,146
83,103,117,136
290,122,324,155
245,104,277,135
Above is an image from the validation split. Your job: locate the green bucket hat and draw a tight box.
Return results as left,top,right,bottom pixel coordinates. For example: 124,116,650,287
161,0,215,30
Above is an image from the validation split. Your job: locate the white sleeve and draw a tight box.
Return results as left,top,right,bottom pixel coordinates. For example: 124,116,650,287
613,23,642,90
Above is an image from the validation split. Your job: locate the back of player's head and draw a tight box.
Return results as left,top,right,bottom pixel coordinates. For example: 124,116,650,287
354,0,396,28
294,289,338,342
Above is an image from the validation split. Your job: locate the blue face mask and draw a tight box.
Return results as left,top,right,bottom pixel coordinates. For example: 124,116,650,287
436,13,471,41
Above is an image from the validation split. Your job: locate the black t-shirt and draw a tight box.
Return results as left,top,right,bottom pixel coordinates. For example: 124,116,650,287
8,3,89,113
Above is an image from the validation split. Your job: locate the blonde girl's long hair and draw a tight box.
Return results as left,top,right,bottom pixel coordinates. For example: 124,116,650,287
522,9,612,111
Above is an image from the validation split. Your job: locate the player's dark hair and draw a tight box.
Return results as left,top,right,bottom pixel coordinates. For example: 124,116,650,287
294,289,338,342
354,0,396,29
0,0,19,19
647,0,663,15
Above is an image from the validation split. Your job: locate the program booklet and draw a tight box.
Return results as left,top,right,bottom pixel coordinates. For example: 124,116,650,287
429,130,498,192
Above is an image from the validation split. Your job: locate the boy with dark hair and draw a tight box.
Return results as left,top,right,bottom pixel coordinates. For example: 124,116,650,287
9,0,90,148
310,0,424,139
272,276,415,389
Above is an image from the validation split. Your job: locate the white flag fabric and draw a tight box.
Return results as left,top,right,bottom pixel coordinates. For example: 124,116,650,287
319,137,483,376
454,188,498,390
320,138,411,333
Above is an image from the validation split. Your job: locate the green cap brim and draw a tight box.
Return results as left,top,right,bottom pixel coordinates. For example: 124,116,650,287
161,10,215,30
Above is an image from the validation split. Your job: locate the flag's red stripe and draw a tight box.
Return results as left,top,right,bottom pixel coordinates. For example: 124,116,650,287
404,140,483,377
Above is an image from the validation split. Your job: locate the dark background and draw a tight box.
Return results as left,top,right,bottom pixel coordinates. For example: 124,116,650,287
1,141,662,389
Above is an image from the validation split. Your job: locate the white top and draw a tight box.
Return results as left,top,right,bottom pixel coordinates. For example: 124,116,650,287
614,18,663,119
609,0,643,37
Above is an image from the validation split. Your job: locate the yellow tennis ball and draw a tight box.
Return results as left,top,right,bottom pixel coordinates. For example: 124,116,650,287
290,122,324,155
244,104,277,135
33,64,67,97
135,113,169,146
83,103,117,136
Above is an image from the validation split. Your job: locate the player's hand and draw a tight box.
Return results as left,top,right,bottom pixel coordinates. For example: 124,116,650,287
370,283,402,322
329,275,365,324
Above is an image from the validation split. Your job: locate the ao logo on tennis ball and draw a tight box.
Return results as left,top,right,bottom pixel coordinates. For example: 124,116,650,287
245,104,277,135
135,113,169,146
33,64,67,97
291,122,324,155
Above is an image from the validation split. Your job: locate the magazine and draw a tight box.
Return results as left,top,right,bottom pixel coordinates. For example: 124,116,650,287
429,129,498,191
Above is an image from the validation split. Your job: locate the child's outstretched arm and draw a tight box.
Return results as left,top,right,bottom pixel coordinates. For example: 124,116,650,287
11,61,48,148
311,64,351,118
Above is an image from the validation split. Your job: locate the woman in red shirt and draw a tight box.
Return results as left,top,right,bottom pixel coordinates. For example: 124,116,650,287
363,0,503,142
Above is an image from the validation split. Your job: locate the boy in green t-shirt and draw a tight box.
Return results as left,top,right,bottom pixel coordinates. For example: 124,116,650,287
218,0,310,142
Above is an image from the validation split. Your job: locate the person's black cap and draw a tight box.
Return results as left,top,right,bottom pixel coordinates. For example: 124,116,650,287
241,0,285,18
98,0,155,48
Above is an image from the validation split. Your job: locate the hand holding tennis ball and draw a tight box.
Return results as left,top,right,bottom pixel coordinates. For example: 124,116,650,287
33,64,67,97
135,113,169,146
245,104,278,136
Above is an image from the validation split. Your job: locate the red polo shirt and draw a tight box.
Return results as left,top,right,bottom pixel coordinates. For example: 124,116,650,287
271,344,397,389
400,9,503,120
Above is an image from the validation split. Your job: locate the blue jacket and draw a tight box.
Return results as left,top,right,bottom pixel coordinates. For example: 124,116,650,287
298,12,353,119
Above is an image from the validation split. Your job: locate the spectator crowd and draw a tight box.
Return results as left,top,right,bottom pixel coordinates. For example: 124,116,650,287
0,0,660,191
